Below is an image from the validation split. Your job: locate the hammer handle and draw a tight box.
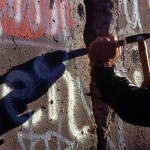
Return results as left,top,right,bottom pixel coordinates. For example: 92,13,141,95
138,41,150,80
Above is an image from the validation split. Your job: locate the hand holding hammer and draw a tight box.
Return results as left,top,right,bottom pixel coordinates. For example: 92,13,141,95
88,33,150,88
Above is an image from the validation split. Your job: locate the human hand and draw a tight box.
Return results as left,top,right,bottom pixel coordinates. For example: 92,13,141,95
88,34,121,69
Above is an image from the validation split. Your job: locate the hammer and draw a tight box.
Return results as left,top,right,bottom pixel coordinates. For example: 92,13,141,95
118,34,150,87
68,33,150,87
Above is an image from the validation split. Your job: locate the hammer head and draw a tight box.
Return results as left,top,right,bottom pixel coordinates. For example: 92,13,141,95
126,33,150,44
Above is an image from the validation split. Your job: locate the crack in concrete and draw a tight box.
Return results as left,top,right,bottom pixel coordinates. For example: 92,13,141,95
12,36,17,50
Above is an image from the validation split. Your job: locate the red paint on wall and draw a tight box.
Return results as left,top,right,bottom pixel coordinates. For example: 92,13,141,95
0,0,74,38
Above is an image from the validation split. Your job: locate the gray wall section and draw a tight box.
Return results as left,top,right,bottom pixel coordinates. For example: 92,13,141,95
0,1,97,150
1,0,150,150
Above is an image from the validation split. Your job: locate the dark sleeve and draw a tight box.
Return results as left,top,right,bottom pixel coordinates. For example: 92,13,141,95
93,67,150,127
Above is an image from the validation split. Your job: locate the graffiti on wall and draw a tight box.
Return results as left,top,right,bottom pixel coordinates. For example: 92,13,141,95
0,0,91,148
0,0,75,51
118,0,150,85
0,0,74,38
0,51,66,125
119,0,150,32
18,111,75,150
0,50,93,149
122,0,143,32
107,1,150,149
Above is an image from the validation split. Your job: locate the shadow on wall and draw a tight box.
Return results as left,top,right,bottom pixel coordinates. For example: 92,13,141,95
0,49,86,145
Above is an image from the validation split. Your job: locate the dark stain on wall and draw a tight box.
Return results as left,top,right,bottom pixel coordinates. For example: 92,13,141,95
78,3,84,18
84,0,113,149
50,0,54,9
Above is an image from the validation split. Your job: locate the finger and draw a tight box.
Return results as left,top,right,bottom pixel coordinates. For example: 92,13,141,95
108,34,118,41
90,37,104,50
107,34,120,48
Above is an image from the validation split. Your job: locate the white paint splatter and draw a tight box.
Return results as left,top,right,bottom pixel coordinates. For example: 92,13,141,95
60,1,69,39
47,84,59,121
46,71,91,142
57,113,62,150
23,109,43,128
28,0,41,32
0,22,3,36
35,0,41,25
63,71,90,141
51,1,59,35
42,0,50,35
1,84,12,99
15,0,22,23
133,70,143,87
123,0,143,32
18,111,74,150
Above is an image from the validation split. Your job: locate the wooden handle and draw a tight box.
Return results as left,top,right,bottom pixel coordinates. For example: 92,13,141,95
138,41,150,80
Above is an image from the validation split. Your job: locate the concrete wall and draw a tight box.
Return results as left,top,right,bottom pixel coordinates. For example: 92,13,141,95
1,0,150,150
0,0,97,149
84,0,150,150
108,1,150,150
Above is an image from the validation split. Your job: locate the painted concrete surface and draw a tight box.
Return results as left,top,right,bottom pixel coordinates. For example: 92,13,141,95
109,1,150,150
1,0,150,150
0,0,97,150
85,0,150,149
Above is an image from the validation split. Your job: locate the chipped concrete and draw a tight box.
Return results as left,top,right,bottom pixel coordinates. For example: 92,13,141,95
0,0,150,150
